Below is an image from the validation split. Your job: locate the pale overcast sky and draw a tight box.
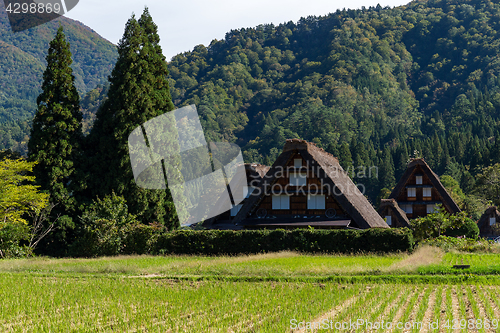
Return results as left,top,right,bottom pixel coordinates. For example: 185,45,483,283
65,0,410,61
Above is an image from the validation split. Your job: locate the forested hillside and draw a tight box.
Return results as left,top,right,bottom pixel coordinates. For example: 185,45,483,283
165,0,500,205
0,4,117,152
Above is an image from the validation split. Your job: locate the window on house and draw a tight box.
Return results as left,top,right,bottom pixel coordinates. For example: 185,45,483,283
230,204,242,216
272,195,290,210
490,217,496,226
426,204,438,214
294,158,302,168
385,216,392,226
423,188,432,197
416,175,423,185
290,172,307,186
402,205,413,214
407,188,416,197
307,195,325,209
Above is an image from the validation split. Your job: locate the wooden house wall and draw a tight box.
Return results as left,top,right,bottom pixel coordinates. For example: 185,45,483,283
379,207,405,228
254,153,347,218
396,164,451,218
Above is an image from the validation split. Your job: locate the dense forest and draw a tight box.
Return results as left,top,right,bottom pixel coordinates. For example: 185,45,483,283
159,0,500,210
3,0,500,215
0,5,117,153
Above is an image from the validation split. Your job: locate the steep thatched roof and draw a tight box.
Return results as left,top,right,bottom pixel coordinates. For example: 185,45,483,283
233,139,388,229
202,163,269,228
378,199,411,228
389,158,460,214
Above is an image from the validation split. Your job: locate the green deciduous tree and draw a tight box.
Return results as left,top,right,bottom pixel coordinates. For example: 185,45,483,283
28,26,82,213
0,157,49,257
85,9,179,229
475,163,500,207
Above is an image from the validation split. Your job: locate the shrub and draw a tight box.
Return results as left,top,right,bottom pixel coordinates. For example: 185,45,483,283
443,213,479,239
420,236,496,252
150,228,414,255
411,207,479,242
70,193,158,257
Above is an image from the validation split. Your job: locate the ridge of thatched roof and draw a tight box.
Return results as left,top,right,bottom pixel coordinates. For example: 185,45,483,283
477,206,500,229
389,158,461,214
233,139,388,229
378,199,411,228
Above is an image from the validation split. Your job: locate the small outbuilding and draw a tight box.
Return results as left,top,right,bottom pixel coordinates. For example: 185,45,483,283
378,199,411,228
477,206,500,238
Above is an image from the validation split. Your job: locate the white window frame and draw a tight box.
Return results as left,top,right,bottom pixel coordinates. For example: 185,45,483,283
272,195,290,210
290,172,307,186
423,187,432,198
426,204,438,214
416,175,423,185
307,194,325,210
407,187,416,197
385,216,392,226
403,205,413,214
230,204,242,216
294,158,302,168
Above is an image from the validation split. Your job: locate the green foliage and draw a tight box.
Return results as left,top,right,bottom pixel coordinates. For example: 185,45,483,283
420,236,493,253
28,26,82,213
0,156,49,257
85,9,179,230
411,207,479,242
411,206,450,241
70,193,158,257
443,212,479,239
150,228,414,255
475,163,500,206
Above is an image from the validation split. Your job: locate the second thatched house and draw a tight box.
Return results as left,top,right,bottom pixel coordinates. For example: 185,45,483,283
389,158,460,219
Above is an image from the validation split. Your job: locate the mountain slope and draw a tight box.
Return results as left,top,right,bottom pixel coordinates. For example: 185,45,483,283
0,3,117,151
163,0,500,203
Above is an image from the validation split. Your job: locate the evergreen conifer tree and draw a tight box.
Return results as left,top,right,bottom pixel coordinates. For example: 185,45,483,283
28,26,82,212
379,147,396,189
85,9,179,229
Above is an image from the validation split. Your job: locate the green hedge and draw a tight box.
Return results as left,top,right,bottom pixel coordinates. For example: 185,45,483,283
150,228,414,255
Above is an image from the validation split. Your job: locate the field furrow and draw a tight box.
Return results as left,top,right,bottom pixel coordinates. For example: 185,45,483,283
420,287,437,333
293,293,360,333
387,286,419,332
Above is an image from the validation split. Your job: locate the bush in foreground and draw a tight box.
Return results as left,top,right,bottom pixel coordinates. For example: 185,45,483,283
70,193,162,257
150,228,414,255
411,207,479,242
420,236,498,253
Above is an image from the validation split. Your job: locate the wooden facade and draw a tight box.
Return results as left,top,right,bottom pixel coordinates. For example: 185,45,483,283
251,153,348,219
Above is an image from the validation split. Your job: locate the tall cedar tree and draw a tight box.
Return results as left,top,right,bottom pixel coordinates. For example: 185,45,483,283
28,26,82,213
85,9,179,229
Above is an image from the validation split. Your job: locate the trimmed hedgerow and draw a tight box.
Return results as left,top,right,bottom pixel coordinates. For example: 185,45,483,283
150,228,414,255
